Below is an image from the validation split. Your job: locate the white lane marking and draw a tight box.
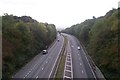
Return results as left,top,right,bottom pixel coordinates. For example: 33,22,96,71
80,63,82,66
23,38,59,78
64,76,71,79
48,37,64,78
36,76,38,79
24,74,27,78
78,54,79,55
27,72,29,75
66,60,70,62
82,47,97,79
46,61,48,63
82,70,84,73
65,70,72,72
63,40,73,79
42,67,44,70
24,63,37,78
71,45,74,47
24,70,31,78
66,65,71,67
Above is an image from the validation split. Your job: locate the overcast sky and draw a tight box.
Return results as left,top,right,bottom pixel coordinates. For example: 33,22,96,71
0,0,119,29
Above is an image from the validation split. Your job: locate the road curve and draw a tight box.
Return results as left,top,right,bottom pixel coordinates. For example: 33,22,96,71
63,33,96,79
13,34,64,78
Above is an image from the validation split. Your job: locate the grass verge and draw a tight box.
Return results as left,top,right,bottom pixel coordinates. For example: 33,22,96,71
55,36,67,78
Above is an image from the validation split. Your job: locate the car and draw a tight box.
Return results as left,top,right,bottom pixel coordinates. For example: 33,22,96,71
42,50,48,54
57,39,59,42
77,46,81,50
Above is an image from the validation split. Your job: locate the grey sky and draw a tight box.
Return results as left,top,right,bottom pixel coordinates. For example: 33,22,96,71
0,0,119,29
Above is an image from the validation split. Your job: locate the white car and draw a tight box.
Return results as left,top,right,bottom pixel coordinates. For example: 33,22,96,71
42,50,48,54
77,46,81,50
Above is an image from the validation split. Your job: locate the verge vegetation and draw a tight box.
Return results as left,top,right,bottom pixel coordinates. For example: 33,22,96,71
2,14,57,79
62,8,119,79
56,35,67,78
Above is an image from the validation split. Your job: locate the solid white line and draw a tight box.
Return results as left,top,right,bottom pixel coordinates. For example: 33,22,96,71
82,46,97,79
68,40,73,79
69,40,73,78
63,37,73,80
48,39,63,78
23,38,59,78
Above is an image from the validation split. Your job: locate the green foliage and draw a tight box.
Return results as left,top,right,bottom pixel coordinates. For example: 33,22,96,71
62,8,119,79
2,14,57,79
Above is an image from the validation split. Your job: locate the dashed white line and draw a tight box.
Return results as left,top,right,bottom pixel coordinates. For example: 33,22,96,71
82,70,84,73
48,40,63,78
24,64,37,78
42,67,44,70
24,74,27,78
36,76,38,79
80,63,82,66
82,47,97,79
27,72,29,75
71,45,74,47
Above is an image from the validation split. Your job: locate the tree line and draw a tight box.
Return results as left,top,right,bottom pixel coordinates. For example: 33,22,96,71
2,14,57,79
62,8,119,79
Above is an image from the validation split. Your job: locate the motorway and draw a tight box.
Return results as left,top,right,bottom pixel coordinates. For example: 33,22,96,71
64,34,96,79
13,33,96,79
13,34,64,78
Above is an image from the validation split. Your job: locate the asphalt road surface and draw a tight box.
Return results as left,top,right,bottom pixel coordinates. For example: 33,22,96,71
63,34,96,79
13,33,96,79
13,34,64,78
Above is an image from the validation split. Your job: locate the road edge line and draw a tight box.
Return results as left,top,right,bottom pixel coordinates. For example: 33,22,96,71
48,35,64,79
